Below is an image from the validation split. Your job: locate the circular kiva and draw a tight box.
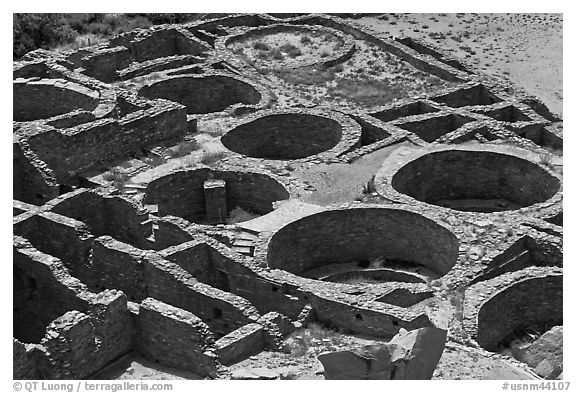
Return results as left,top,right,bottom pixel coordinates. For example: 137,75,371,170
221,109,361,160
476,275,562,351
266,207,460,278
143,168,290,225
13,79,100,122
138,74,263,115
380,147,561,213
218,24,355,70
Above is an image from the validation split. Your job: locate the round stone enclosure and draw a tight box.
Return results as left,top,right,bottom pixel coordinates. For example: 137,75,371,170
221,112,347,160
476,275,562,351
266,207,459,277
138,75,262,115
223,24,348,69
13,79,100,122
390,149,560,213
143,168,290,224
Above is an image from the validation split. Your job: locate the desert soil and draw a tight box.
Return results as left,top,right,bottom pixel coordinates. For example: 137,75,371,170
355,13,563,115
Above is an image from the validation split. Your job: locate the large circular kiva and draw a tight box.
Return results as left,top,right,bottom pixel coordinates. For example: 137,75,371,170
13,79,100,122
143,168,289,224
138,75,262,114
266,207,459,278
476,275,562,351
390,149,560,213
221,112,344,160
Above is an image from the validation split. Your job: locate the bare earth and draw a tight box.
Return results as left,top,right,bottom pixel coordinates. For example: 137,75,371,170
355,13,563,115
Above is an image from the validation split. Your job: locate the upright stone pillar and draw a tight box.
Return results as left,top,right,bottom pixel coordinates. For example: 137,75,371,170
204,179,227,224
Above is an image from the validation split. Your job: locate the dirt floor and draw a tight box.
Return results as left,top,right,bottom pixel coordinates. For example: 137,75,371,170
355,13,563,115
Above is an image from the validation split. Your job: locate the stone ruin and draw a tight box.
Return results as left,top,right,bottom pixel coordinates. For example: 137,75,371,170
13,14,562,380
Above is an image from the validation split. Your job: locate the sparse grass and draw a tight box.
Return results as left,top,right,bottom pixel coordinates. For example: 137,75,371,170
285,323,343,357
538,152,554,169
368,256,386,268
174,156,197,170
164,140,200,158
252,41,270,51
227,206,259,224
201,148,226,165
449,286,466,323
270,48,283,60
141,154,165,167
273,65,338,85
102,167,128,193
362,175,376,194
279,43,302,58
327,78,409,107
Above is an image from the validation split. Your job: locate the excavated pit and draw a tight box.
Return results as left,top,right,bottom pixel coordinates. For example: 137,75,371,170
13,79,100,122
221,113,343,159
476,275,563,352
143,168,290,225
138,75,261,114
391,150,560,212
267,208,459,282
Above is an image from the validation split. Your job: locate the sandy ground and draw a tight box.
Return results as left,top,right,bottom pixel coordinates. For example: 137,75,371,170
355,13,563,115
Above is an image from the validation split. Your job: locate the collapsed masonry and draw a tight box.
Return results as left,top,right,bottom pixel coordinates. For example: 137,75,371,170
13,13,562,380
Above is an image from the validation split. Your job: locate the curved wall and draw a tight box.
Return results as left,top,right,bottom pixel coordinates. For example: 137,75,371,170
267,208,459,276
221,113,343,159
391,150,560,212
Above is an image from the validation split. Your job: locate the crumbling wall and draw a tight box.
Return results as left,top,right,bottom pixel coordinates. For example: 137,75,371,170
139,75,261,114
24,104,187,180
50,190,153,249
143,253,260,336
13,139,58,205
13,339,39,379
91,236,147,301
144,168,289,223
13,236,92,344
13,212,94,280
35,291,133,379
135,297,218,376
267,207,459,276
13,79,99,122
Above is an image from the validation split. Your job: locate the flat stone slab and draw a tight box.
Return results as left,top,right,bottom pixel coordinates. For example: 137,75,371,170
238,200,326,234
230,367,279,380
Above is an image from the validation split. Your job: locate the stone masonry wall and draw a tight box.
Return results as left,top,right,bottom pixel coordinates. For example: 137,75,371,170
221,113,343,159
391,150,560,208
476,275,562,351
267,207,459,276
139,75,261,114
91,236,147,301
25,104,187,181
35,291,133,379
143,253,260,337
144,168,289,223
13,79,99,122
135,297,218,376
13,212,94,281
13,236,93,344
